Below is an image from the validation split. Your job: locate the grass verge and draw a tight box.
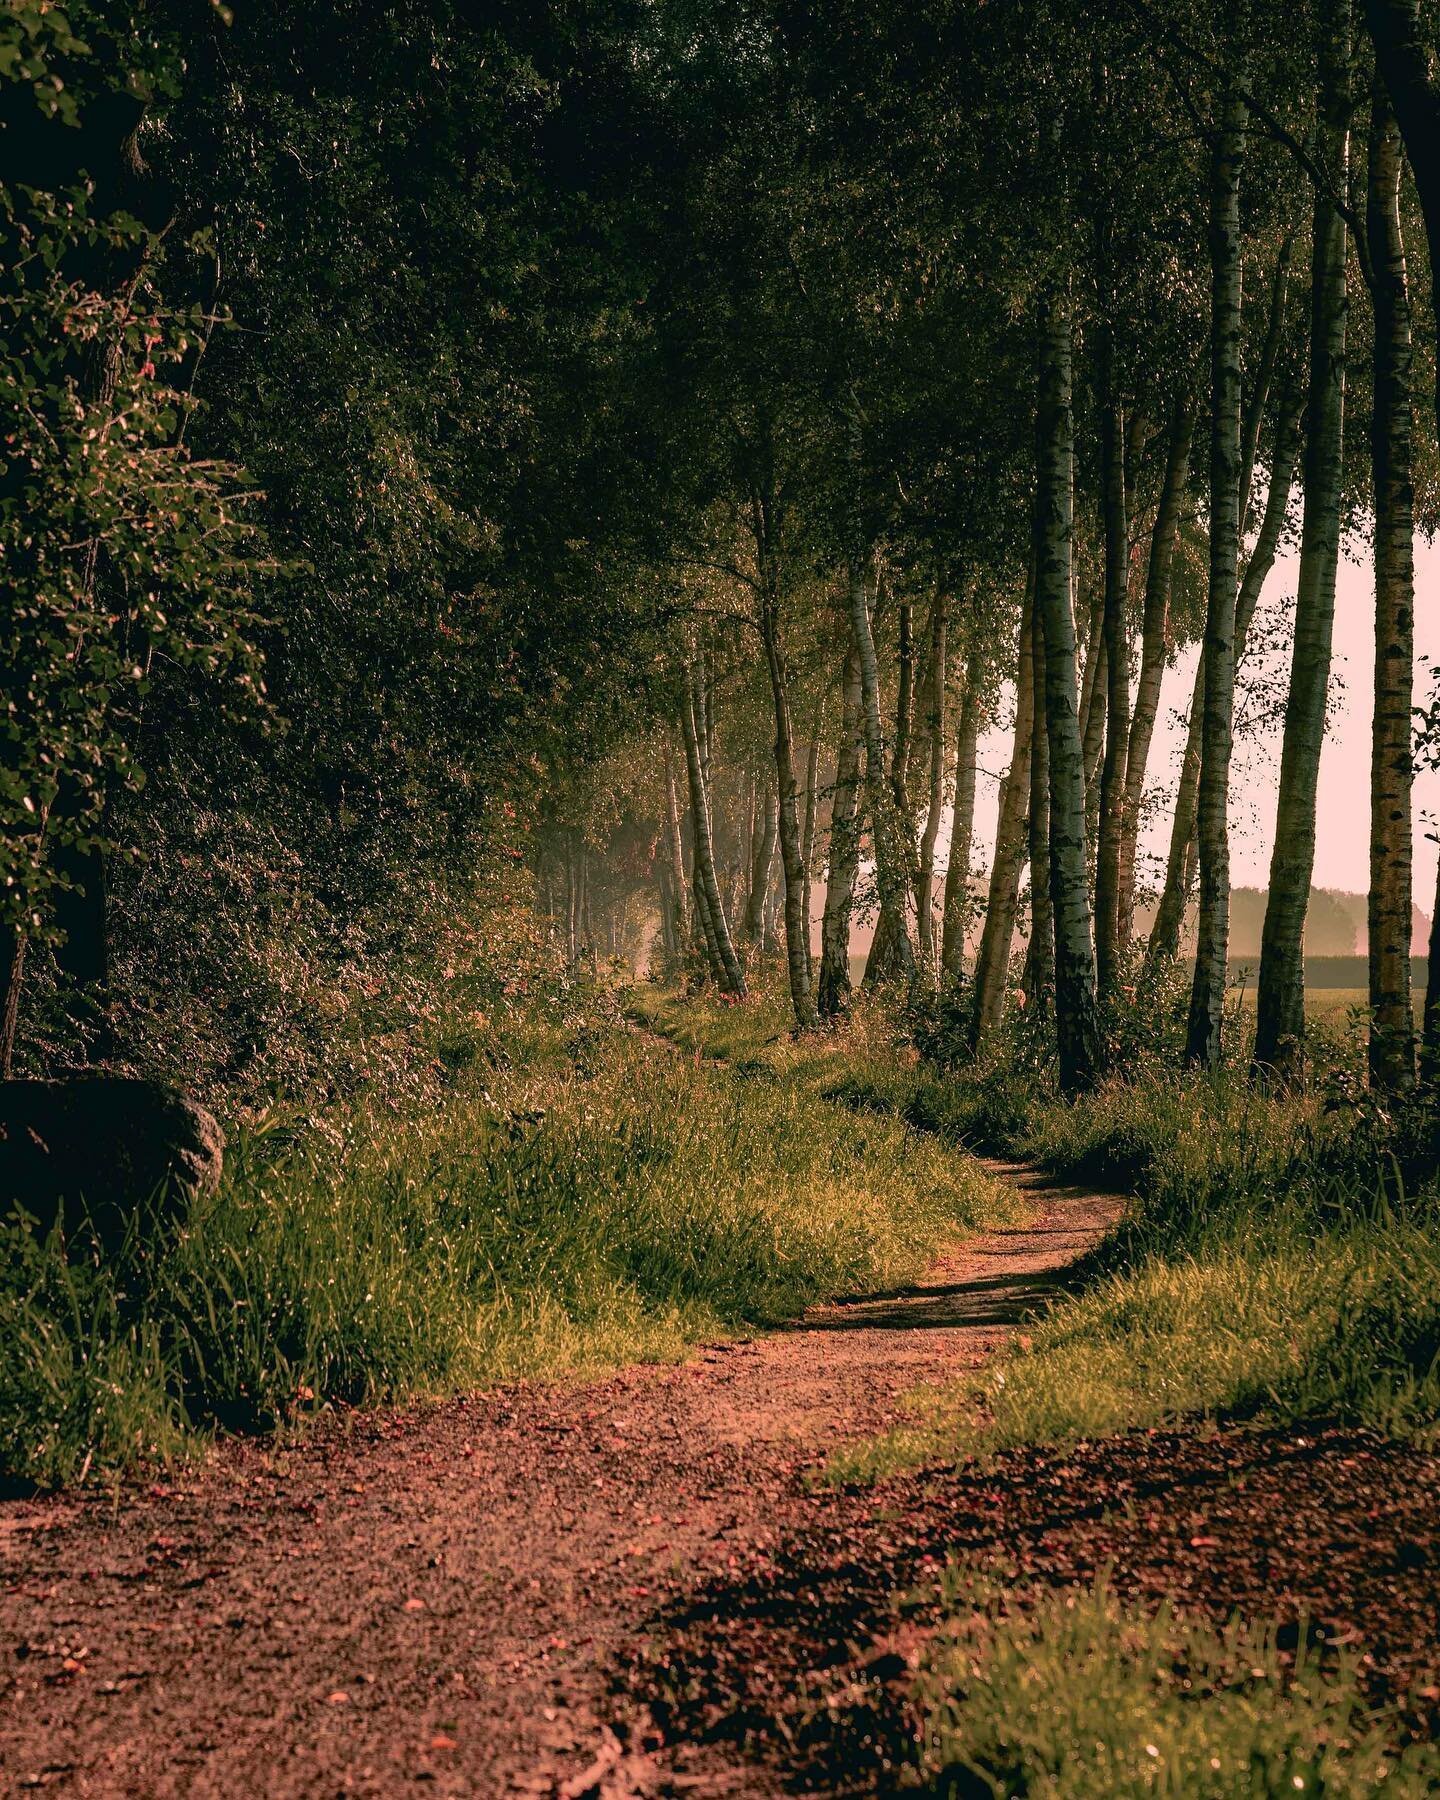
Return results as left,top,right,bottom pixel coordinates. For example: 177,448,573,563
1,984,1008,1488
913,1568,1440,1797
829,1028,1440,1480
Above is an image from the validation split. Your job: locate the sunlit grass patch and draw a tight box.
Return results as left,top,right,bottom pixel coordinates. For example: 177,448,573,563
833,1216,1440,1482
0,993,1009,1487
912,1570,1440,1797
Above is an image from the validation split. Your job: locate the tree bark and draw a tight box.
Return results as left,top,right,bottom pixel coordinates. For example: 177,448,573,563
891,597,915,808
818,645,864,1018
1255,5,1351,1078
1149,381,1302,964
743,776,778,942
757,543,821,1028
1366,0,1440,438
916,596,949,978
940,648,984,983
1118,399,1193,945
1034,291,1101,1094
971,578,1035,1045
1025,584,1055,1008
1186,76,1249,1070
661,730,691,953
679,653,746,997
800,701,824,986
1094,326,1131,996
1366,80,1416,1092
847,524,915,980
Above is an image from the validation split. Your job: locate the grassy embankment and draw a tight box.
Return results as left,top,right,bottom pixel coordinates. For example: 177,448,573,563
0,973,1009,1489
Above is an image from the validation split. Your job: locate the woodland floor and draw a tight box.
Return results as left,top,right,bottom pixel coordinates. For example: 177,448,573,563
3,1168,1439,1798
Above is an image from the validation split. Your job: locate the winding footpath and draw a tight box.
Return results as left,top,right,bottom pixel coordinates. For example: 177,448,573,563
1,1168,1120,1798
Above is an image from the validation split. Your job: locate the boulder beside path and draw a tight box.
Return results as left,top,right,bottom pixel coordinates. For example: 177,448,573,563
0,1075,223,1253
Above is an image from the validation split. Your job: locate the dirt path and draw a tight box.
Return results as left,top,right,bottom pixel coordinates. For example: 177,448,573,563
0,1168,1120,1799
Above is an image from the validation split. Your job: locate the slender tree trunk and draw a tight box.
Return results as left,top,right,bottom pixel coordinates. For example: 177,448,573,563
847,532,915,979
679,655,746,997
1118,400,1193,945
940,649,984,983
744,777,778,941
1081,637,1107,858
818,645,864,1018
1034,291,1101,1094
757,556,820,1029
1256,8,1351,1077
1366,0,1440,438
1149,382,1302,963
971,576,1036,1045
1239,233,1294,533
1094,327,1131,995
892,597,915,807
916,596,949,978
661,730,690,952
1427,862,1440,1079
1076,576,1105,754
1186,76,1249,1069
0,926,24,1078
800,703,824,985
1366,80,1416,1091
1025,586,1055,1007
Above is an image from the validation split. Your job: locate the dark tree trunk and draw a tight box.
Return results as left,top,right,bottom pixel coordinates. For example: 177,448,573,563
1149,381,1302,965
916,596,949,979
755,517,820,1028
971,576,1036,1046
1255,3,1352,1078
743,777,778,942
1093,328,1131,996
818,646,864,1018
680,653,746,997
1025,586,1054,1010
800,702,824,987
1366,80,1416,1092
1118,399,1193,945
1034,292,1101,1094
1186,76,1249,1069
1366,0,1440,437
940,649,984,983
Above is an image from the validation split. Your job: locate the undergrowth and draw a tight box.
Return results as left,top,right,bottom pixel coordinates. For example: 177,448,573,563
0,977,1006,1488
913,1570,1440,1797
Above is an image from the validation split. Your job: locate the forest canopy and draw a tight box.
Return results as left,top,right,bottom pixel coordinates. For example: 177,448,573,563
2,0,1438,1104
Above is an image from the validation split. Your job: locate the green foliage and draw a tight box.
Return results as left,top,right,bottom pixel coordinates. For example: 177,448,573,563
0,986,1004,1487
0,7,264,948
914,1572,1440,1797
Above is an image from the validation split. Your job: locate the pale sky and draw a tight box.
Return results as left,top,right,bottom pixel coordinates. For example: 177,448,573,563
965,534,1440,919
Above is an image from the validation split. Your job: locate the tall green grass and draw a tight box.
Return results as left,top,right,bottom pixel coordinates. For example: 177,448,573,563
1,995,1005,1487
914,1570,1440,1797
831,1020,1440,1479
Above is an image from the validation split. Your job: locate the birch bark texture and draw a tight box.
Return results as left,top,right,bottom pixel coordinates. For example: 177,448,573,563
1255,3,1352,1076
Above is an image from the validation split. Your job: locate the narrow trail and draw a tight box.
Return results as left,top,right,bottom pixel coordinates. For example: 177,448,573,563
0,1167,1121,1799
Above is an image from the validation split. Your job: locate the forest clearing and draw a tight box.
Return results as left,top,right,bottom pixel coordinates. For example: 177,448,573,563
6,0,1440,1795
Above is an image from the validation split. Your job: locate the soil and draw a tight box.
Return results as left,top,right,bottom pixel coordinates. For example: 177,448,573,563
3,1165,1437,1799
